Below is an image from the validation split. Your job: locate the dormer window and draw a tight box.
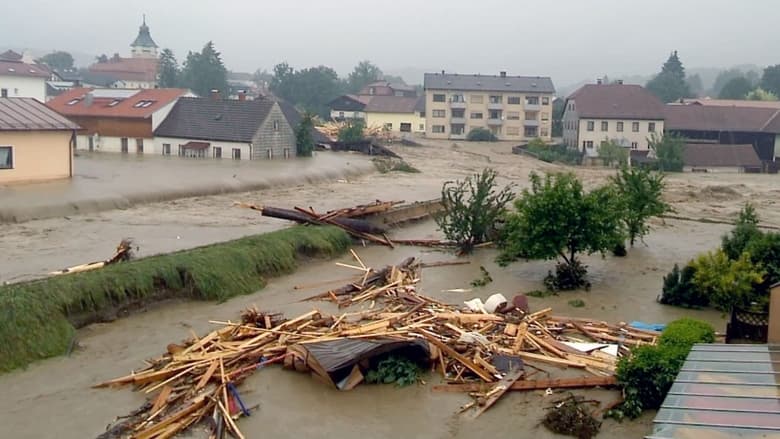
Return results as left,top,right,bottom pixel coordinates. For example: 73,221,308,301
108,99,121,107
67,98,80,105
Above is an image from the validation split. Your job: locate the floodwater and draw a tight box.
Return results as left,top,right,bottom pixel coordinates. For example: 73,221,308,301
0,219,726,439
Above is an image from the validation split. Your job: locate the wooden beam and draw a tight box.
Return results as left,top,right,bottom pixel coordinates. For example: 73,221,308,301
432,375,618,393
421,331,494,382
470,369,524,418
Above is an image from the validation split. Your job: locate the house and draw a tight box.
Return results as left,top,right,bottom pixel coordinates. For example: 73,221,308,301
682,143,762,173
664,104,780,162
563,82,665,158
364,95,426,134
0,56,51,101
424,71,555,141
153,97,296,160
46,87,190,153
85,17,159,89
359,80,417,97
329,95,370,121
0,98,79,184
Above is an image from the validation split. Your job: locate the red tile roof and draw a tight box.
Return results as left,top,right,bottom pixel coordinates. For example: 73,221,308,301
683,144,762,168
567,84,665,120
664,105,780,133
46,88,188,119
0,59,51,78
0,97,79,131
88,58,158,82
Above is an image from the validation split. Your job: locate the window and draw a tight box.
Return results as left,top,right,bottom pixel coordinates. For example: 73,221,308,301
470,94,484,104
631,142,638,149
0,146,13,169
540,127,549,137
648,122,656,132
507,111,520,120
542,96,550,105
525,111,537,121
384,123,393,130
587,121,595,131
617,121,624,132
400,122,412,132
433,94,445,102
66,98,80,105
507,96,521,105
524,126,538,137
108,99,121,107
451,94,465,103
506,126,520,136
419,111,425,118
432,109,446,118
121,138,128,153
601,121,608,131
451,108,465,118
526,96,540,105
432,125,445,133
470,112,483,119
418,124,424,131
136,138,144,154
583,140,594,149
232,148,241,160
273,120,279,131
632,122,640,132
0,89,7,98
369,87,376,95
489,95,502,104
541,112,549,121
214,146,222,158
450,124,465,135
339,111,345,118
162,143,171,156
267,149,273,159
489,110,502,119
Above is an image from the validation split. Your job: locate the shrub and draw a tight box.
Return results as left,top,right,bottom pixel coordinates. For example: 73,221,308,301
544,260,591,291
338,119,366,143
659,263,706,307
659,318,716,349
466,127,497,142
372,157,420,173
691,250,764,311
525,140,581,165
722,203,761,260
365,356,421,387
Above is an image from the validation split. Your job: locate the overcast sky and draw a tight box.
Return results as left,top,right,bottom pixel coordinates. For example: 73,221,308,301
2,0,778,87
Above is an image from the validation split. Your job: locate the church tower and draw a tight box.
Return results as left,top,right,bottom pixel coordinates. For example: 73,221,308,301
130,15,159,58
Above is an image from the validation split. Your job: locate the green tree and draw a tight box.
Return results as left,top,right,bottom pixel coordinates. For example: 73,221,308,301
649,133,685,172
710,68,748,97
466,127,497,141
760,64,780,97
270,63,344,117
746,88,778,101
722,203,761,260
36,51,74,71
646,51,692,103
157,48,179,88
180,41,228,97
337,119,366,143
499,172,625,289
611,167,670,246
597,139,628,167
95,54,109,63
436,169,515,253
691,250,764,312
718,76,753,99
347,60,382,93
295,113,315,157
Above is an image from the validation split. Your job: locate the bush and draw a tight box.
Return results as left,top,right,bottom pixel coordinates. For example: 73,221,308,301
372,157,420,173
659,263,706,307
338,119,366,143
691,250,764,311
659,318,716,349
722,203,761,260
525,140,581,165
365,356,421,387
544,260,591,291
466,127,497,142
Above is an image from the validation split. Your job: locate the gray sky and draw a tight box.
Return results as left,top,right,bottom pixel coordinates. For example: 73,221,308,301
2,0,778,87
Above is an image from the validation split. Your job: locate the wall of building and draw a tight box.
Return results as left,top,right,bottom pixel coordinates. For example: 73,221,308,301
154,136,251,160
425,88,553,141
577,118,664,157
364,111,426,134
252,103,296,160
683,165,744,173
75,134,153,154
0,75,47,102
562,100,580,148
329,109,365,120
0,130,72,183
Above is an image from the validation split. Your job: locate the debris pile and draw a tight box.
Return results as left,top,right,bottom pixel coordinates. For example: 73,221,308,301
96,253,660,438
542,394,602,439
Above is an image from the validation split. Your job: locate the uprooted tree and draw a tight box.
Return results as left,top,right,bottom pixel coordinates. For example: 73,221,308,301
611,166,670,246
498,172,624,290
436,168,515,253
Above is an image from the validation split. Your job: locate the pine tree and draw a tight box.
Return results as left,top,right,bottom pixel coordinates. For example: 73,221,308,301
180,42,228,97
158,49,179,88
646,51,692,103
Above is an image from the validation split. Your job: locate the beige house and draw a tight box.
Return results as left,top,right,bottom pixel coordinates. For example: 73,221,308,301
563,82,665,158
423,72,555,141
0,98,79,184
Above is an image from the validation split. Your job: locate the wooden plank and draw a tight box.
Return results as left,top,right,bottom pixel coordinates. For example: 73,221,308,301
432,375,618,393
527,332,567,359
150,385,173,416
195,360,219,391
134,395,208,439
515,351,586,369
434,313,505,323
512,322,529,353
420,331,494,382
470,368,524,418
504,323,518,337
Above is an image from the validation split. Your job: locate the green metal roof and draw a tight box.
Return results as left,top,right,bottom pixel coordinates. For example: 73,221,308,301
131,17,158,48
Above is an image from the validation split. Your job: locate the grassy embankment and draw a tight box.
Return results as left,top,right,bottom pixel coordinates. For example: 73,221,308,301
0,226,351,373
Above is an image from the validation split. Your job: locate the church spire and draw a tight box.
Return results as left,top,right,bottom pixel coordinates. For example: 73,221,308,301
130,15,159,58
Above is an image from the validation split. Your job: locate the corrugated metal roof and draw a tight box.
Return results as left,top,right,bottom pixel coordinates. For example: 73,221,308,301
424,72,555,93
0,97,79,131
648,344,780,438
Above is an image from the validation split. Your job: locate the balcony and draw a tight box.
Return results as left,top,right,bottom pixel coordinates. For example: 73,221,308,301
487,102,503,110
449,100,467,109
487,118,503,126
524,103,541,111
450,117,466,124
450,133,467,140
524,119,539,127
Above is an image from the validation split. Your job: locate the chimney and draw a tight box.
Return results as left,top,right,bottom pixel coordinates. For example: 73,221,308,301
617,79,624,85
238,90,247,101
500,71,507,78
596,78,603,85
84,92,94,107
210,89,220,100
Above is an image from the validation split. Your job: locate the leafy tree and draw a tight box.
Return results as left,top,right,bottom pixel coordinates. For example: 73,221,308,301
711,68,750,97
722,203,761,260
95,54,109,63
180,41,229,97
649,133,684,172
270,63,344,117
760,64,780,97
745,232,780,293
746,88,778,101
36,51,74,71
295,113,315,157
690,250,764,312
597,140,628,167
718,76,753,99
646,51,692,103
659,263,706,307
436,169,515,253
348,60,382,94
611,167,670,246
499,172,625,289
337,119,366,143
381,74,407,85
466,127,497,141
157,48,179,88
111,53,121,62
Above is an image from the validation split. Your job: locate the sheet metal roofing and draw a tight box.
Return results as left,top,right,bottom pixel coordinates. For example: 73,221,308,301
647,344,780,438
0,98,79,131
424,72,555,93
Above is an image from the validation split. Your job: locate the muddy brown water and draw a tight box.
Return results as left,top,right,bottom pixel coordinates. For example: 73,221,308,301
0,219,726,439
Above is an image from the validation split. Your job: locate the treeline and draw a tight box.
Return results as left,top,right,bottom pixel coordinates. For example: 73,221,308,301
157,42,229,97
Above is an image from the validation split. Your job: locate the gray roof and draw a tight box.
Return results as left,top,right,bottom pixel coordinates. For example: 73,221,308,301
424,72,555,93
0,97,79,131
131,19,158,48
154,97,275,143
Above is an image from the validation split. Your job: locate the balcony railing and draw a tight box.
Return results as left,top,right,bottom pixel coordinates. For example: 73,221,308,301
524,119,539,127
449,100,467,109
487,118,503,126
487,102,503,110
524,103,541,111
450,117,466,124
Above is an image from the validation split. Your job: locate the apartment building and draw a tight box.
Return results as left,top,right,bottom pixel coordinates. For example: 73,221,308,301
423,72,555,141
562,82,665,158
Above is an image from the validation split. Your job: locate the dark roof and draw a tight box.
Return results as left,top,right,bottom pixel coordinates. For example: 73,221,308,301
0,98,79,131
683,143,762,168
154,97,275,143
0,50,22,61
131,18,158,48
665,105,780,133
276,99,330,144
414,95,425,112
568,84,665,120
0,59,50,78
364,96,420,113
328,95,367,111
424,72,555,93
79,71,121,87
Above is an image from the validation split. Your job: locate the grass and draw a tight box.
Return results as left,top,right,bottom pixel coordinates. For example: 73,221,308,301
0,225,351,373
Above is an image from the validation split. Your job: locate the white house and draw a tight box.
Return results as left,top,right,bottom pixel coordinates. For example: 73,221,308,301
0,55,50,102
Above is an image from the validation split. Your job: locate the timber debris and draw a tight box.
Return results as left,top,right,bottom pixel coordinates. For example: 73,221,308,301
96,253,658,438
50,238,134,275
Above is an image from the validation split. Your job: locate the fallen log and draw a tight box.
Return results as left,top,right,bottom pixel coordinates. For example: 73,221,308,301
432,376,618,393
261,206,386,235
